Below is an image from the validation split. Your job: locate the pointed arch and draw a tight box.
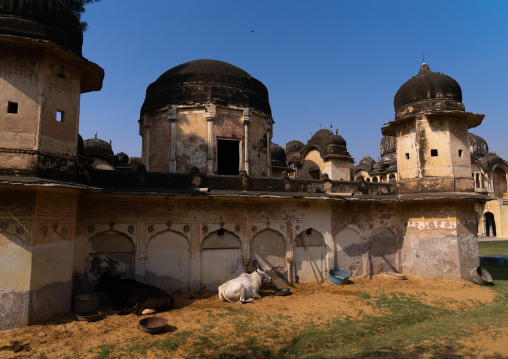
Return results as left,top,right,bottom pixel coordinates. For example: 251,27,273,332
87,230,135,283
294,228,326,283
250,228,288,287
333,227,366,278
145,229,191,292
201,229,242,290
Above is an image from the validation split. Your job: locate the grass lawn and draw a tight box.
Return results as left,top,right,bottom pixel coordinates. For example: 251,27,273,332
479,240,508,256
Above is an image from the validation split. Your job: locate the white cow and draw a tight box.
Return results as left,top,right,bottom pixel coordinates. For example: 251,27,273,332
218,266,272,303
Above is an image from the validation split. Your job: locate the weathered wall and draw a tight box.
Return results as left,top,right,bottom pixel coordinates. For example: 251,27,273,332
39,52,81,156
177,108,208,173
0,191,32,331
401,200,479,280
0,189,77,330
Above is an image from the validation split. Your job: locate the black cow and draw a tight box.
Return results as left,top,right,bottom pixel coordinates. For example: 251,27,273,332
95,273,174,315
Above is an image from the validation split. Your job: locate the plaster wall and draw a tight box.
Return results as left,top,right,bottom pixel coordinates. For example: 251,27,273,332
299,149,326,179
401,200,479,280
176,109,208,173
39,53,81,156
325,158,352,181
144,109,171,172
396,121,419,179
448,120,471,177
0,47,40,151
248,112,270,177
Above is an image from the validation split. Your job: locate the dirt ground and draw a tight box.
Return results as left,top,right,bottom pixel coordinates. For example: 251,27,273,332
0,275,506,359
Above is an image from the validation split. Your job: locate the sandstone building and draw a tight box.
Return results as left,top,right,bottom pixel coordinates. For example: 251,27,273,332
0,0,504,331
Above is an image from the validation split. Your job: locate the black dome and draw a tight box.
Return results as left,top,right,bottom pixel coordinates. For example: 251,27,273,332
303,129,351,158
0,0,83,55
394,63,464,119
468,133,489,157
270,143,287,168
141,59,271,116
84,136,114,165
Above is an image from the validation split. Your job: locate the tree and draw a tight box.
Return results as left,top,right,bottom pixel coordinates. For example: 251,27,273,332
62,0,101,31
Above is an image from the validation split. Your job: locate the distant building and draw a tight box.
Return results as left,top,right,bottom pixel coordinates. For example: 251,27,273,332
0,0,501,331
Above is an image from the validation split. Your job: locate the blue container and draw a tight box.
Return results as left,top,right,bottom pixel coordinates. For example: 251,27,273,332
328,269,350,286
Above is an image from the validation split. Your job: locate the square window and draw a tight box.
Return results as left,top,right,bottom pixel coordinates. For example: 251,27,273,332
405,153,410,160
7,102,18,114
458,149,463,157
56,110,64,122
431,149,438,157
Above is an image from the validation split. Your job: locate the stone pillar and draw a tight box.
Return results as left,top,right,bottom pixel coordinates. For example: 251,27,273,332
243,109,252,175
205,104,216,174
167,106,177,173
266,116,273,177
141,116,150,169
415,115,423,178
286,257,294,284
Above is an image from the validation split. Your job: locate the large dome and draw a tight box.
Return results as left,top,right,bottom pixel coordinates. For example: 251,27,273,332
141,59,271,116
302,129,351,158
0,0,83,55
394,63,464,119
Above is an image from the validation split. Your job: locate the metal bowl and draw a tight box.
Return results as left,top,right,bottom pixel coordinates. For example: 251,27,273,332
76,312,101,322
274,288,291,296
139,317,168,334
328,269,350,286
470,266,493,285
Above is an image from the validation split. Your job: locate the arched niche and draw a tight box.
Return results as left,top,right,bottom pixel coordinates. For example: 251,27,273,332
333,227,366,278
294,228,325,283
369,228,399,275
485,212,496,237
88,231,135,284
200,229,242,290
493,166,508,199
145,230,191,292
249,229,287,287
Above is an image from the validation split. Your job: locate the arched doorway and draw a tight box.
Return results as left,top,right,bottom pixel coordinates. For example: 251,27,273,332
145,230,191,292
294,228,325,283
87,231,135,286
250,229,287,287
485,212,496,237
201,230,242,290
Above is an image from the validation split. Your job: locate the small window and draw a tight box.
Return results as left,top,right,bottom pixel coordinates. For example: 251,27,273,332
306,228,312,235
217,228,225,236
431,149,438,157
7,102,18,114
405,153,410,160
56,110,64,122
309,169,320,180
458,149,463,157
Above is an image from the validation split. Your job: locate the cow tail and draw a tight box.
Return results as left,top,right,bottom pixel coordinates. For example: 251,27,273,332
220,290,237,304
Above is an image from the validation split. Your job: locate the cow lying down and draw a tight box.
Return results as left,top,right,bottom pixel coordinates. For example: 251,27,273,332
218,266,272,304
95,273,174,315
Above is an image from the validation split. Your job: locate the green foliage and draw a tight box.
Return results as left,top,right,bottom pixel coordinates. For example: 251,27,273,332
61,0,101,31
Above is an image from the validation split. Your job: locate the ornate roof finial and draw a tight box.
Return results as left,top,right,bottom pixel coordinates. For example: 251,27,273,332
94,132,97,139
422,51,425,63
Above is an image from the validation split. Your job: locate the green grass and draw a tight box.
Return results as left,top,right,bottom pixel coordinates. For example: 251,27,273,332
479,240,508,256
71,266,508,358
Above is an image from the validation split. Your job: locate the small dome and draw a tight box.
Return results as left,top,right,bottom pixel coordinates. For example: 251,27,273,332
394,63,464,119
468,133,489,157
380,136,396,157
141,59,271,116
284,140,304,156
270,143,287,168
303,129,351,158
355,156,375,173
0,0,83,55
115,152,129,164
84,136,114,165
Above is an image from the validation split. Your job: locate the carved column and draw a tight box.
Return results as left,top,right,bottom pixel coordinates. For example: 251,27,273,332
266,116,273,177
205,104,216,174
243,109,252,175
167,106,177,172
415,115,423,178
286,257,294,284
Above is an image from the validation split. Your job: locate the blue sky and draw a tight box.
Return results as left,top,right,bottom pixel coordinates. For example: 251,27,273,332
79,0,508,163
